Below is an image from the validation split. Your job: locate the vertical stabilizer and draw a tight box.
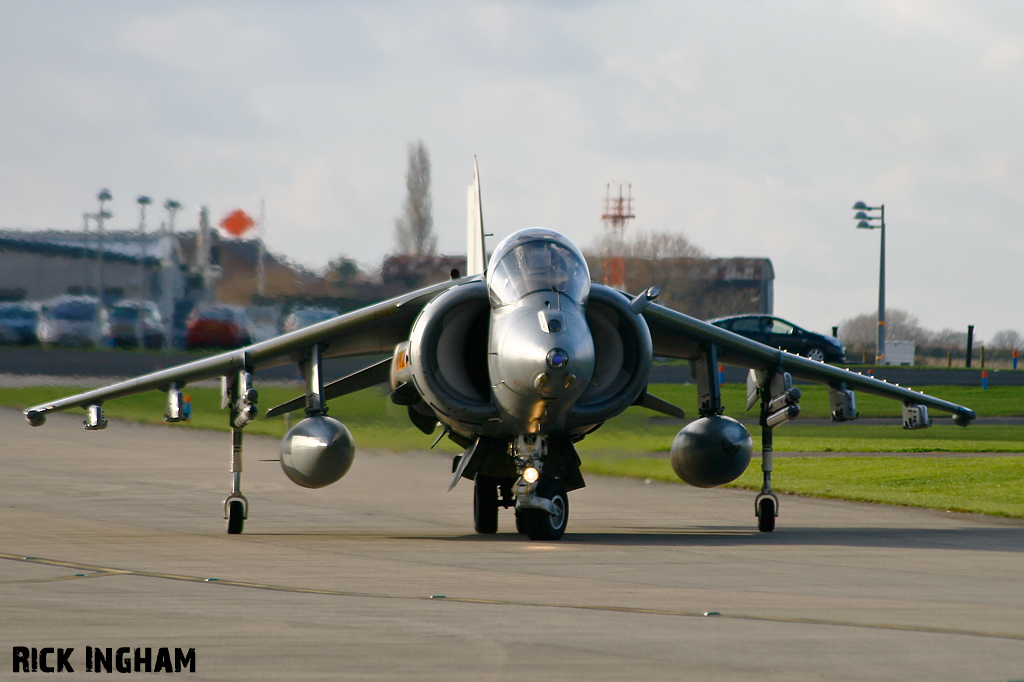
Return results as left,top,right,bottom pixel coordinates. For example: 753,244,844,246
466,157,487,276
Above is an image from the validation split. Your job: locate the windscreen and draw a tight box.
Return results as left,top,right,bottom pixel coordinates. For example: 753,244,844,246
488,238,590,306
51,302,97,322
0,307,34,320
199,307,238,323
111,307,139,321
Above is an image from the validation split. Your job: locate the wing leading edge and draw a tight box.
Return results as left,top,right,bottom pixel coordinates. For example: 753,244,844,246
642,301,977,424
24,276,480,423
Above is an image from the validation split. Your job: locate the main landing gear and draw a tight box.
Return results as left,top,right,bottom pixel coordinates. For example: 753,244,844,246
473,474,516,534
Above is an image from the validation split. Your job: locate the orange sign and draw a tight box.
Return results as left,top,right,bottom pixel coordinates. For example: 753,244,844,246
221,209,256,236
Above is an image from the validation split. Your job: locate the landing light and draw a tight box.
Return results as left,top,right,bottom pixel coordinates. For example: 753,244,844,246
523,467,540,484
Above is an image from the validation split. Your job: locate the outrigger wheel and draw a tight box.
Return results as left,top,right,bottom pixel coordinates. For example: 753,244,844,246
226,499,245,535
757,496,776,533
520,477,568,541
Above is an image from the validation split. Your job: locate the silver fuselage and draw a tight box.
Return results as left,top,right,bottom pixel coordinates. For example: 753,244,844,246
488,291,595,434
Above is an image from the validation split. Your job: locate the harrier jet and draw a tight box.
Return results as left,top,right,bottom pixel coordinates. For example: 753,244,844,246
24,163,976,539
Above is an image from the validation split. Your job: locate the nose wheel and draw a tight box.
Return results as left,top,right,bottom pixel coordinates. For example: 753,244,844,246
519,477,568,541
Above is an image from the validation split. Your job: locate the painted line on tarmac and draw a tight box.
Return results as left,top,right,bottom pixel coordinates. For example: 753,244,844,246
4,551,1023,643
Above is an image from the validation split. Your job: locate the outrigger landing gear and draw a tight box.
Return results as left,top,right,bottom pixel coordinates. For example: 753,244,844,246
752,369,800,533
754,423,778,533
225,427,249,535
223,361,258,535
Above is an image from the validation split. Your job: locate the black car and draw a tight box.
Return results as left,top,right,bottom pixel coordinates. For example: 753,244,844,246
709,314,846,363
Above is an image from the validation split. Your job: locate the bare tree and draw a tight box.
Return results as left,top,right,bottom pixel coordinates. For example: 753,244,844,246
989,329,1023,351
838,308,930,351
930,328,972,349
583,230,746,316
394,140,436,256
593,229,707,260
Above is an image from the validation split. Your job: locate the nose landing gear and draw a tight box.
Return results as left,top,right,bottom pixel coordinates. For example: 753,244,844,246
512,435,570,541
518,476,568,540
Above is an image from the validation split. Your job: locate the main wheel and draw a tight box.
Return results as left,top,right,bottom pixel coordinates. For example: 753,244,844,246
227,500,245,535
521,477,569,541
514,510,527,534
473,475,499,534
757,497,776,533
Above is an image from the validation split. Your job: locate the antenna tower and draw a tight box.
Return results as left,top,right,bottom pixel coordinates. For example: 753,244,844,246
601,182,634,291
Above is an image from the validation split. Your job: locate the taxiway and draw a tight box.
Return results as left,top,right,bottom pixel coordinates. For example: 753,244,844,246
1,407,1022,680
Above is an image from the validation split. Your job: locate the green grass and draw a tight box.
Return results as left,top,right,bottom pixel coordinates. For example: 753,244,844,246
576,422,1024,455
3,382,1023,517
0,384,463,452
641,383,1024,419
5,383,1020,454
579,455,1024,519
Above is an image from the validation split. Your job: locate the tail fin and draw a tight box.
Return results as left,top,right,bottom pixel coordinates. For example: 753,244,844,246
466,157,487,276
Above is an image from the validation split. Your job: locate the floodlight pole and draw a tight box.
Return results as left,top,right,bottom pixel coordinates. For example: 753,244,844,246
96,189,112,303
138,196,152,300
853,202,885,365
878,205,885,365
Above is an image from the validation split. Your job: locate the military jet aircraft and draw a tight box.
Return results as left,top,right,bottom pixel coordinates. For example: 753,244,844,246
24,163,976,540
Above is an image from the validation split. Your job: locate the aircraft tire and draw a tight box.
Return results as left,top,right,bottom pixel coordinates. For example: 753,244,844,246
474,475,499,534
757,497,776,533
522,477,568,541
227,500,245,535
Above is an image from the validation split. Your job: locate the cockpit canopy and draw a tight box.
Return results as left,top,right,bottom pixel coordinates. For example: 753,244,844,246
487,228,591,307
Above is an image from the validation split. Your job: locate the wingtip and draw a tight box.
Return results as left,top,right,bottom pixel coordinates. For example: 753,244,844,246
24,409,46,427
952,411,976,427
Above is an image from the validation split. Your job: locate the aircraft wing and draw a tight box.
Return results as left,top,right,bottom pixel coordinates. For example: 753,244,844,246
642,302,977,423
24,276,477,423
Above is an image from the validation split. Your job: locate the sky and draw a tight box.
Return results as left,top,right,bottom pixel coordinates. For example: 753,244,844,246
2,0,1022,341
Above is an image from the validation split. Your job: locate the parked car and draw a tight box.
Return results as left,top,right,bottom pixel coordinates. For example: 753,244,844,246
246,305,283,343
38,296,107,347
709,314,846,363
185,305,250,350
105,300,166,349
283,306,338,333
0,301,40,345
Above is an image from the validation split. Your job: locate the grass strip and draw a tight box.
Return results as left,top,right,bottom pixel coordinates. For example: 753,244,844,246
3,383,1022,517
579,455,1024,519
